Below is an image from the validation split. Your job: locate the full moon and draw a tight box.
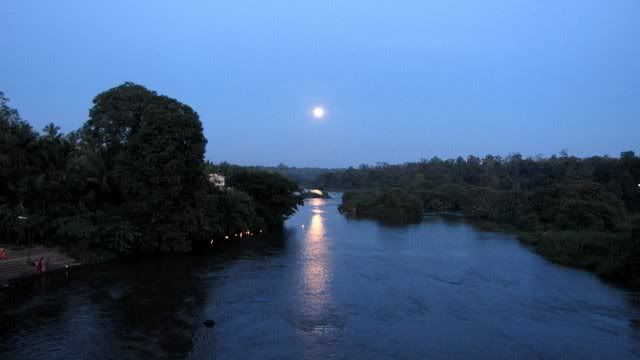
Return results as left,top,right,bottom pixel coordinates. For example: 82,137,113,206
312,106,325,119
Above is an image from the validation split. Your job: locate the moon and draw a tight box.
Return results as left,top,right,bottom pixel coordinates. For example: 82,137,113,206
312,106,325,119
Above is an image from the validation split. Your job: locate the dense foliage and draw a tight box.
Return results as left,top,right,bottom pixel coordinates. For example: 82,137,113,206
339,190,423,225
0,85,303,259
316,154,640,287
206,162,304,229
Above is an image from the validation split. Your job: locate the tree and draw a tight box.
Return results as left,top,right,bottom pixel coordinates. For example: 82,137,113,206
226,169,303,226
0,92,43,244
83,83,208,252
42,123,61,141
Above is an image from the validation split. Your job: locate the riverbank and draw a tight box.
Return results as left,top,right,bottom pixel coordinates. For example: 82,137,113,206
428,214,640,290
339,187,640,290
0,246,81,288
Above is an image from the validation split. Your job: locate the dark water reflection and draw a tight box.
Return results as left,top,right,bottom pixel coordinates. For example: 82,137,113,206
1,195,640,359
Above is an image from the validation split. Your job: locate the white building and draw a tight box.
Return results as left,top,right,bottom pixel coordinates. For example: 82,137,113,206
208,173,226,189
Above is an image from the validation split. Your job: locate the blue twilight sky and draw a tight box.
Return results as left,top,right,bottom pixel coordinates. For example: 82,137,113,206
2,1,639,167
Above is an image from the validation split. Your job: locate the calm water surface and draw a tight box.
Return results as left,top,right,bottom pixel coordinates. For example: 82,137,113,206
2,195,640,359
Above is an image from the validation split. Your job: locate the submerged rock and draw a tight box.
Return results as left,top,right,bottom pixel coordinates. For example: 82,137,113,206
203,319,216,328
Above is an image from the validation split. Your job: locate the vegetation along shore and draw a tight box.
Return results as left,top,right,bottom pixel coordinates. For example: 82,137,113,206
318,155,640,288
0,84,304,266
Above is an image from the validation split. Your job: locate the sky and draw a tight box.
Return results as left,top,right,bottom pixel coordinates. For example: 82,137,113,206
2,0,639,167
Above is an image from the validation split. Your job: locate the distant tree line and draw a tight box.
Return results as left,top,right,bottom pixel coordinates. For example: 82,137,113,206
0,84,303,260
315,154,640,287
245,164,340,188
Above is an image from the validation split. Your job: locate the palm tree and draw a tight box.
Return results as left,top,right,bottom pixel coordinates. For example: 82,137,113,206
42,123,61,141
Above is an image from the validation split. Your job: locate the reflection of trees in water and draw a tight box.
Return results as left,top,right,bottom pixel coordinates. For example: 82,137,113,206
0,256,210,358
90,256,211,358
0,274,71,355
0,297,66,354
103,229,292,357
0,229,294,359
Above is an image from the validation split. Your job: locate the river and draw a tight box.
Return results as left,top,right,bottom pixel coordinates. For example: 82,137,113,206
1,195,639,359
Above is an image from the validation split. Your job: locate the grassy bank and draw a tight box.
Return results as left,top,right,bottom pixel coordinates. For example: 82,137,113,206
525,230,639,287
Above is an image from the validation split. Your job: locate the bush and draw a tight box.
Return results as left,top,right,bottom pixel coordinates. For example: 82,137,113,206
340,189,423,225
535,230,632,280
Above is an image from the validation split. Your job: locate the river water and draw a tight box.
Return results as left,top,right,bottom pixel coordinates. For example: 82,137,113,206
1,195,639,359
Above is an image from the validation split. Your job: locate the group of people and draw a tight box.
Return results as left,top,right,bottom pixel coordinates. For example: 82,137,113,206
35,256,48,273
0,248,49,273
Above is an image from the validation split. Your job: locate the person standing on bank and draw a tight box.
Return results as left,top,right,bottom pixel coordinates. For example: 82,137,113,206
35,257,43,273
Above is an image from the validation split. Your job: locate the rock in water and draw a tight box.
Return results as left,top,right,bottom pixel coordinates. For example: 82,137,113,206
203,319,216,328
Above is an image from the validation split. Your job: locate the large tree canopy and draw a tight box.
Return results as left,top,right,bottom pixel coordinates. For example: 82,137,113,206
83,83,207,252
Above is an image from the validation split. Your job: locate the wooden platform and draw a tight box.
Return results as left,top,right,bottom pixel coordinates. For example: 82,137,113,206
0,246,80,288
